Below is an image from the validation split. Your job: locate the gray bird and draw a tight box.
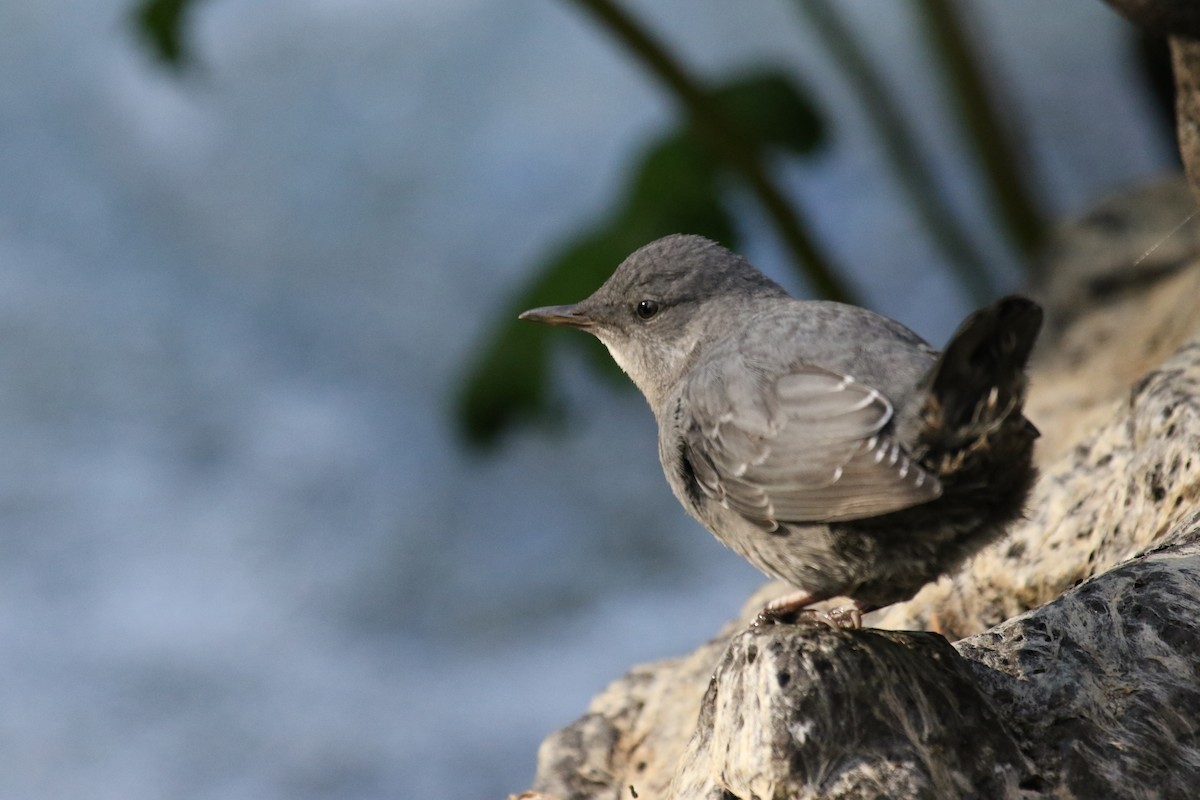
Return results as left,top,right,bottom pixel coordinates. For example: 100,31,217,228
520,234,1041,623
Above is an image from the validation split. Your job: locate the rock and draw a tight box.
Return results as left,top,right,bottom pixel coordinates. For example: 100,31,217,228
669,626,1034,800
957,527,1200,799
513,177,1200,800
1173,38,1200,202
874,179,1200,638
523,632,732,800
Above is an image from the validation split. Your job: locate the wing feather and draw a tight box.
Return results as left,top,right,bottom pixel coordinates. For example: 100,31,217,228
682,360,941,525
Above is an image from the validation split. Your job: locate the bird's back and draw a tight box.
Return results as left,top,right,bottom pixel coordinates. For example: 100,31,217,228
655,297,942,532
667,298,939,425
654,295,1039,611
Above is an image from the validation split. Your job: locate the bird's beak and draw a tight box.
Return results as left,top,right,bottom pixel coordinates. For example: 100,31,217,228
518,304,594,329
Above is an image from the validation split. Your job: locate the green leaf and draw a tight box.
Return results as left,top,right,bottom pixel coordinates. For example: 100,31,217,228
131,0,201,68
456,234,631,445
455,133,736,447
457,322,551,445
622,132,731,238
706,71,825,156
454,74,830,448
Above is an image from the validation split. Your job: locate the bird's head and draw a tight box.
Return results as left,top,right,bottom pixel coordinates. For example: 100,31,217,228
520,234,788,409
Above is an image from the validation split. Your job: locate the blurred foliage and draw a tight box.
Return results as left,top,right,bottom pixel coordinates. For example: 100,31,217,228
566,0,850,302
458,0,1055,448
457,72,825,445
124,0,1058,449
132,0,202,68
795,0,1000,302
912,0,1046,262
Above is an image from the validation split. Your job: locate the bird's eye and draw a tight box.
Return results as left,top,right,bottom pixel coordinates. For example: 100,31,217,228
636,299,660,320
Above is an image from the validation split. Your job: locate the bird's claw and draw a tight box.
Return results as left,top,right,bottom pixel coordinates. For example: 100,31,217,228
752,603,863,630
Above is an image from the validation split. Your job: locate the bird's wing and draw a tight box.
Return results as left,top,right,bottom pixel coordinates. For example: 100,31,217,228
681,360,942,526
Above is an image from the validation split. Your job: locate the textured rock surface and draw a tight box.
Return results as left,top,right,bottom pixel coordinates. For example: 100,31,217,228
957,527,1200,799
668,627,1034,800
874,178,1200,638
511,179,1200,800
523,628,734,800
1174,37,1200,201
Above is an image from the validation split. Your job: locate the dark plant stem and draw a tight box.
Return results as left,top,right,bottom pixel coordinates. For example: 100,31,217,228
566,0,854,302
914,0,1045,261
797,0,998,304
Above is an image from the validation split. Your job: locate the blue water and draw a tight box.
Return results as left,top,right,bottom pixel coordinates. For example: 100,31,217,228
0,0,1171,796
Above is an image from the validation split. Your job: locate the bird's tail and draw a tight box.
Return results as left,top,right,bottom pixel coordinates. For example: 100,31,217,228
915,296,1043,470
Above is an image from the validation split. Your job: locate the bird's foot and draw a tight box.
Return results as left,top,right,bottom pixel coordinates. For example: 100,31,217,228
752,589,816,627
753,591,863,629
825,604,863,629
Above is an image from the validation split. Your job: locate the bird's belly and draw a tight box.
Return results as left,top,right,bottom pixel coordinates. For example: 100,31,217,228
694,501,856,598
690,496,1009,609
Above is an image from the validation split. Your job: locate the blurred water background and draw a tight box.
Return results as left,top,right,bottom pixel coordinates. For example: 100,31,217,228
0,0,1175,797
